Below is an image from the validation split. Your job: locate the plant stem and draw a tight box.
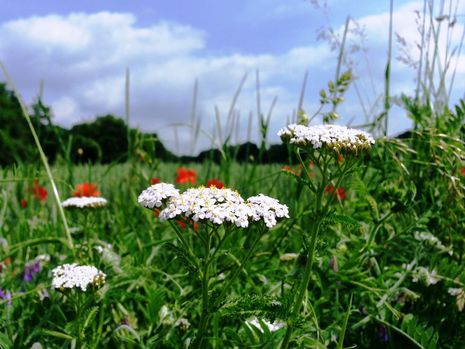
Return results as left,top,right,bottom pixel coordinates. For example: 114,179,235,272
281,217,322,349
193,231,212,349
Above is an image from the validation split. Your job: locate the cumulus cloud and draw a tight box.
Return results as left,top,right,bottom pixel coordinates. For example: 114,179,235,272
0,2,463,154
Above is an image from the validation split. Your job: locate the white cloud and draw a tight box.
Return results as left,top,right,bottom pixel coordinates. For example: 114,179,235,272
0,2,463,155
0,11,336,154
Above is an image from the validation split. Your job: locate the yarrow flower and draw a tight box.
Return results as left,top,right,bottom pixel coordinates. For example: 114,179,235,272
138,183,180,209
247,194,290,228
51,263,106,292
138,184,289,228
61,197,108,209
245,317,286,333
278,124,375,153
176,168,197,185
160,186,252,227
73,182,100,197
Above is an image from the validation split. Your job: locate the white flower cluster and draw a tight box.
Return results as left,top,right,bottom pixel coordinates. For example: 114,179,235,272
161,187,252,227
52,263,106,291
247,194,290,228
61,197,108,209
245,317,286,333
411,267,439,287
278,124,375,153
139,185,289,228
414,231,453,255
448,288,465,312
138,183,179,208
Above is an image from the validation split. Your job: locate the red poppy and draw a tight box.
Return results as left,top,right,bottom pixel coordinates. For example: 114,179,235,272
151,178,161,185
325,185,346,200
31,179,47,202
73,183,100,197
176,168,197,185
206,179,224,189
20,199,28,208
460,168,465,177
336,187,346,200
176,218,199,231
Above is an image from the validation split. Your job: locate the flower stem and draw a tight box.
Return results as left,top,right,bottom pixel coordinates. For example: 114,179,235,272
281,217,322,349
192,231,212,349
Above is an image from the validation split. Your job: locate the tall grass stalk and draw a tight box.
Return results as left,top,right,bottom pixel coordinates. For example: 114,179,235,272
0,61,74,251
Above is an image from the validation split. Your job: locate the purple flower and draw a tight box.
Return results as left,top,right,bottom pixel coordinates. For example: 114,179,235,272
22,260,42,282
0,288,12,305
377,325,389,343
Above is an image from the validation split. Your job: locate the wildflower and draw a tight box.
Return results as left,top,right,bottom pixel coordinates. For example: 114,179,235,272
175,318,191,331
37,287,50,301
247,194,290,228
31,179,47,202
159,305,175,325
138,183,180,209
175,168,196,185
160,186,251,227
151,177,161,185
94,242,122,273
20,199,27,208
22,254,50,282
448,288,465,312
280,253,299,262
325,185,346,200
460,168,465,177
245,317,285,333
61,197,108,209
51,263,106,291
414,231,452,255
377,325,389,343
0,288,12,305
411,267,439,286
73,182,100,197
140,184,289,228
278,124,375,153
336,187,346,200
176,218,199,231
206,179,224,189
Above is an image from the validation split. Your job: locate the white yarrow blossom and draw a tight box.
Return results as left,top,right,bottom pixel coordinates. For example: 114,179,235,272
245,317,286,333
138,183,180,208
138,185,289,228
159,187,252,227
52,263,106,291
61,197,107,208
278,124,375,153
247,194,289,228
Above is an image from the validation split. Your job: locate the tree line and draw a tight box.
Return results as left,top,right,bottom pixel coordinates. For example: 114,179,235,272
0,83,293,166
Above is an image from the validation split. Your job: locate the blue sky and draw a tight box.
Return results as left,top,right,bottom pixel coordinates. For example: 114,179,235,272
0,0,463,154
